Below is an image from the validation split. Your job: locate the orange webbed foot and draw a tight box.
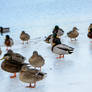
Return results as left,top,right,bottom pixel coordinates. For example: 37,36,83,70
10,73,16,78
56,55,64,59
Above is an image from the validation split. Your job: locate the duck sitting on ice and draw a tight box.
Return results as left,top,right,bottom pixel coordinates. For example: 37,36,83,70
0,53,27,78
67,27,79,41
4,35,14,50
87,24,92,39
51,33,74,59
44,34,53,44
20,31,30,44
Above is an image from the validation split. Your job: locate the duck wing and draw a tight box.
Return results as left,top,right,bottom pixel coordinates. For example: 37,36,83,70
56,44,74,51
11,53,25,63
38,55,45,61
67,30,73,35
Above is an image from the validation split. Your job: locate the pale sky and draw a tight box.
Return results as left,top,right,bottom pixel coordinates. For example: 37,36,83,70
0,0,92,29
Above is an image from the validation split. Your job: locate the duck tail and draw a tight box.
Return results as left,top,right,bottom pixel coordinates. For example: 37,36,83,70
38,72,47,79
68,51,73,54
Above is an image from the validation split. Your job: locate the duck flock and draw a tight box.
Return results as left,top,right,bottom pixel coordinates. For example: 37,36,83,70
0,24,92,88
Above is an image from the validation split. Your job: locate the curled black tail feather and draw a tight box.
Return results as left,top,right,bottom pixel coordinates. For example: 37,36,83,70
68,51,73,54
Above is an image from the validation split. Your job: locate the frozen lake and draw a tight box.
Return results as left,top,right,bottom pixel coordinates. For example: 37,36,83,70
0,24,92,92
0,0,92,92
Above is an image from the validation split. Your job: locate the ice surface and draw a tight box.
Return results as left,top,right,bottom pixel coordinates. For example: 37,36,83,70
0,24,92,92
0,0,92,92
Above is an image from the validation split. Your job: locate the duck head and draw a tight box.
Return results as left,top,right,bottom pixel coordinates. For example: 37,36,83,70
7,49,13,54
54,25,59,30
33,51,38,56
22,31,25,34
0,53,12,61
6,35,10,39
73,27,78,31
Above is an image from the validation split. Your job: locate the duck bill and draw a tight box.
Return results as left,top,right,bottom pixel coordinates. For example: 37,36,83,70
0,57,5,60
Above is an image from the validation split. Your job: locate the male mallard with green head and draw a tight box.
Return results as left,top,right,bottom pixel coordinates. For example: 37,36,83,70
29,51,45,71
19,65,46,88
4,35,14,50
67,27,79,41
52,33,74,59
20,31,30,44
53,25,64,37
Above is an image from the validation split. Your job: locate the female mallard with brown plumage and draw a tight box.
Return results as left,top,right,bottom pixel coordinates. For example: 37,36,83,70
52,33,74,59
29,51,45,71
19,65,46,88
0,53,26,78
20,31,30,44
67,27,79,41
0,48,2,55
4,35,14,50
7,49,26,63
87,24,92,39
44,34,53,44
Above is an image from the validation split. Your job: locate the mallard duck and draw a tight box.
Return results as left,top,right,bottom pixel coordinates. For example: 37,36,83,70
4,35,14,50
52,25,64,37
88,24,92,32
44,34,53,44
29,51,45,71
52,33,74,59
67,27,79,40
0,53,27,78
19,65,46,88
0,48,2,55
7,49,26,63
87,24,92,39
20,31,30,44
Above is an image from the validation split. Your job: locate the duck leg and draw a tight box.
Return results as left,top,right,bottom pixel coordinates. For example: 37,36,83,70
61,55,64,58
27,41,28,44
26,82,36,88
56,55,64,59
22,41,24,44
31,82,36,88
71,38,72,41
75,38,77,41
10,73,16,78
6,47,8,51
56,55,61,59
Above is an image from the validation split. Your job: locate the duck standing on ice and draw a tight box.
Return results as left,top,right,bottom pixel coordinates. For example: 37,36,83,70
45,25,64,44
20,31,30,44
0,48,2,55
87,24,92,39
29,51,45,71
67,27,79,41
19,65,46,88
51,33,74,59
4,35,14,50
